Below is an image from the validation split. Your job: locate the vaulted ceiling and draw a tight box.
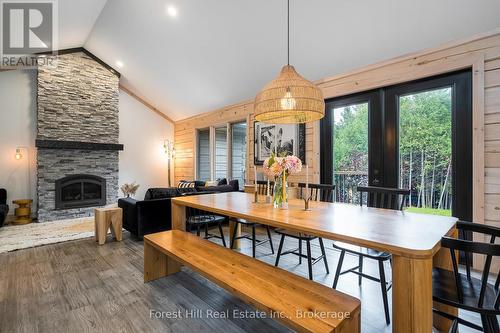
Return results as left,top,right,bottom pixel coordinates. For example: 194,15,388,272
55,0,108,49
59,0,500,121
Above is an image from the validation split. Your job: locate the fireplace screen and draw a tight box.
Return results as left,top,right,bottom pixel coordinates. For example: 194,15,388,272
55,175,106,209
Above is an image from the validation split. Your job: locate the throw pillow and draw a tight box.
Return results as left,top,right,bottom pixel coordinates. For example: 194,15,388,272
178,181,195,188
205,180,219,187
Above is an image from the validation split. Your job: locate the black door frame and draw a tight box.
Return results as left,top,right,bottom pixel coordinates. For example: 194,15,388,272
320,89,382,186
384,70,472,221
320,69,472,222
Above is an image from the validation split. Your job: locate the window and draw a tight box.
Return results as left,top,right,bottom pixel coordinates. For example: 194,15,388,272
321,70,471,222
197,129,210,181
231,122,247,190
214,127,228,179
196,123,247,189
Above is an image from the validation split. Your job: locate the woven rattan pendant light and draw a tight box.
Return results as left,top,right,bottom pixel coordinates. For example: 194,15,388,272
254,0,325,124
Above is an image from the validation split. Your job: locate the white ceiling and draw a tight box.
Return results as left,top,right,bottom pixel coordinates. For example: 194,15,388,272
80,0,500,121
56,0,108,49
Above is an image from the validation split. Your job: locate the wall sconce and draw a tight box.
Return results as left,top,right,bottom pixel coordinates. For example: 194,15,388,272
15,148,23,160
164,140,175,187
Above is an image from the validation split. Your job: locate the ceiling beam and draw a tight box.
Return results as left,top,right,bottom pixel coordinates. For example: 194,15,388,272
119,84,175,124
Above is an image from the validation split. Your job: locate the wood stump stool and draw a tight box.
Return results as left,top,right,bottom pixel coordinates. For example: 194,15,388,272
12,199,33,225
94,207,123,245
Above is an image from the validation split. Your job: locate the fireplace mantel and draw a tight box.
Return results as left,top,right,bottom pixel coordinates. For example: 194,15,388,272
36,139,124,151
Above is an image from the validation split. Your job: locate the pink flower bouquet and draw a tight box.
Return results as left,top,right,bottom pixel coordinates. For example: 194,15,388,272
263,154,302,178
262,153,302,209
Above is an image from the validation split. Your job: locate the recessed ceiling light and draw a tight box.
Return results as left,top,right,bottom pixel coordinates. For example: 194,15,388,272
116,60,124,68
166,5,178,17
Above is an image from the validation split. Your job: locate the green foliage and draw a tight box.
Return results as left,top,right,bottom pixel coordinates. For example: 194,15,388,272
399,88,452,210
404,207,452,216
333,104,368,171
333,87,453,212
268,154,275,167
399,88,452,167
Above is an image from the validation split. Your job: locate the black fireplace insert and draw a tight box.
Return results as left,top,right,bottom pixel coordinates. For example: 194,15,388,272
55,175,106,209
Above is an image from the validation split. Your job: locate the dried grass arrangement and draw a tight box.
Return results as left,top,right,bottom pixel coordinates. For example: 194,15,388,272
121,182,140,198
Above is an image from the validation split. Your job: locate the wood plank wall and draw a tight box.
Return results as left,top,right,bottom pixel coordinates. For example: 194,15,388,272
175,31,500,264
174,105,318,186
485,56,500,230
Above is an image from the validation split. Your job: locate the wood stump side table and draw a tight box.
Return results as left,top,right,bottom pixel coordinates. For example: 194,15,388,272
12,199,33,225
94,207,123,245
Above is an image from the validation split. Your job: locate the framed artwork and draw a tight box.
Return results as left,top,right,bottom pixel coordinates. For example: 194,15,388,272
253,121,306,165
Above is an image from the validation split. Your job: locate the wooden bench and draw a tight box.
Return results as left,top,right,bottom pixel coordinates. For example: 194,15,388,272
144,230,360,333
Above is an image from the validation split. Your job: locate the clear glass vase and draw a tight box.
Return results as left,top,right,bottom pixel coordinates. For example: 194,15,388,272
273,173,288,209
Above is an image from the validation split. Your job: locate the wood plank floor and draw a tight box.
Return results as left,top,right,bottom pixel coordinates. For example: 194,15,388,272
0,226,485,333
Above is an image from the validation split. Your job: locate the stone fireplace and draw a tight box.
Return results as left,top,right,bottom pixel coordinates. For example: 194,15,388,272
36,50,122,222
55,174,106,210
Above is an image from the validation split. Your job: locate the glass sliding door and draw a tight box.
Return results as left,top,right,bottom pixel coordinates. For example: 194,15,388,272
231,122,247,190
332,103,369,204
398,88,452,216
321,70,471,222
321,91,382,205
385,70,472,220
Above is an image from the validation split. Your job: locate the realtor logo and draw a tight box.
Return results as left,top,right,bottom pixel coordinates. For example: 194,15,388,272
1,0,56,55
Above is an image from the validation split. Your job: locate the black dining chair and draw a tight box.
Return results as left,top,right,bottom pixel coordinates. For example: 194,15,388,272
186,205,227,247
229,181,274,258
433,221,500,333
332,186,410,325
274,183,334,280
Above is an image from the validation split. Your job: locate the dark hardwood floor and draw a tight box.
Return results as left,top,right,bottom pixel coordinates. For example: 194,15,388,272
0,226,485,333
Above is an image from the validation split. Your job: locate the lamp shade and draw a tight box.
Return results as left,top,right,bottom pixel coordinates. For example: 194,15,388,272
254,65,325,124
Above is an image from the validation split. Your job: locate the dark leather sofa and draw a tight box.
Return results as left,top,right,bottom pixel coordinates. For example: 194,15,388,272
0,189,9,228
118,180,238,239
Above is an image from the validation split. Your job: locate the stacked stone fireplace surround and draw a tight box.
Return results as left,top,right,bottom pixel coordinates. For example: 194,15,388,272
36,52,120,222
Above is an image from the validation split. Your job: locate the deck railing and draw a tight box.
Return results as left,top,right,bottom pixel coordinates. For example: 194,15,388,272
334,171,368,205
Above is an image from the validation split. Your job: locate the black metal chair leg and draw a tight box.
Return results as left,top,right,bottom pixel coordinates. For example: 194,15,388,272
358,255,363,286
218,223,226,247
447,319,458,333
230,221,238,249
266,226,274,254
318,238,329,274
204,223,209,238
490,315,500,333
275,234,285,267
378,260,390,325
196,225,200,237
298,238,302,264
481,314,499,333
306,240,313,280
481,315,491,333
490,316,500,332
333,250,345,289
252,224,256,258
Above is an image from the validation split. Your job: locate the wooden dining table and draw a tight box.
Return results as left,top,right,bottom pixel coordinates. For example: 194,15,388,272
171,192,458,333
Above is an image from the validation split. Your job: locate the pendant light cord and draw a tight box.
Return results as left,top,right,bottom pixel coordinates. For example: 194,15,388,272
287,0,290,66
